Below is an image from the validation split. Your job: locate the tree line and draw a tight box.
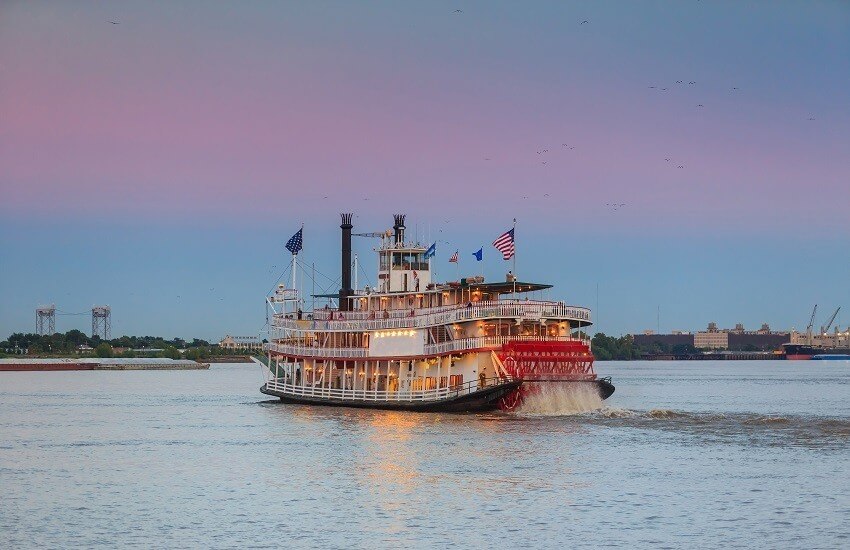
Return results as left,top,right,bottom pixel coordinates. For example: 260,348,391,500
0,331,257,360
591,332,701,360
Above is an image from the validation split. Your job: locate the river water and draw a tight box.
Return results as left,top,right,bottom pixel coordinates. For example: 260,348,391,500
1,361,848,549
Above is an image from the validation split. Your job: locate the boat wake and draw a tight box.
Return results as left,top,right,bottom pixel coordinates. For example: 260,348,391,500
512,394,848,449
515,382,604,416
583,408,850,450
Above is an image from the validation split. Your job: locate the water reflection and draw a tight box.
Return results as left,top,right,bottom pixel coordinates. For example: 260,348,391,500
3,362,849,548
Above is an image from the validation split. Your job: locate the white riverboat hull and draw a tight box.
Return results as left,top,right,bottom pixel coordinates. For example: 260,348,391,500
260,379,522,412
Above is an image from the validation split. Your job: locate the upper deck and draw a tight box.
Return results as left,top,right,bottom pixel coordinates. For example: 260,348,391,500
268,213,593,337
273,299,591,332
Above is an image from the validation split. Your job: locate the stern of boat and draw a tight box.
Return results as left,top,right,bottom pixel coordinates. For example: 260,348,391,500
495,340,614,411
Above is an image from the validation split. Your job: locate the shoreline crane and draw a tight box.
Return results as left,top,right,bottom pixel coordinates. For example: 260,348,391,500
806,304,817,345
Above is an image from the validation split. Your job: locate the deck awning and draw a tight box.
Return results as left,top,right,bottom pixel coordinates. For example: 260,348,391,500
466,281,552,294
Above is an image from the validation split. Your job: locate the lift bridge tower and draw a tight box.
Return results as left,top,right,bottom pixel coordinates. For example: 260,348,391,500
36,304,56,336
92,306,111,340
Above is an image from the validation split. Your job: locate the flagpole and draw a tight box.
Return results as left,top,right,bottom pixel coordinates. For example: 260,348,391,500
512,218,517,298
291,223,302,294
291,252,297,294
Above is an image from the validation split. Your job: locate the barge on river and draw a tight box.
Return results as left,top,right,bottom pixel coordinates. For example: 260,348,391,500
259,214,614,412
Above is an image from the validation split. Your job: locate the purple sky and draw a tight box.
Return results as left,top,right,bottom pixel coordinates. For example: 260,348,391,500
1,1,848,340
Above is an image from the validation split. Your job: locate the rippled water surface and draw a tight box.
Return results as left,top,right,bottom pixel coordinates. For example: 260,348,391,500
1,361,848,548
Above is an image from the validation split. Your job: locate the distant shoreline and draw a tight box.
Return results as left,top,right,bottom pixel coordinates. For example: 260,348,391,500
0,358,210,371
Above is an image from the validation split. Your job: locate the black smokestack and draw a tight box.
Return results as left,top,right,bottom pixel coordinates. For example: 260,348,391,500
393,214,406,245
339,213,353,311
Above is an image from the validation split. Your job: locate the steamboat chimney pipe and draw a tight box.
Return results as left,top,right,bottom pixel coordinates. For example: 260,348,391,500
339,213,354,311
393,214,406,245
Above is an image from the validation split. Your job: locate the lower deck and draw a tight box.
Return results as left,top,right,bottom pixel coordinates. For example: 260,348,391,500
261,376,521,412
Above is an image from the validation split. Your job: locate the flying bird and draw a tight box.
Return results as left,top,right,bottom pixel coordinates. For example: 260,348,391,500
108,20,120,24
454,9,463,13
581,20,589,25
677,165,684,169
697,104,704,107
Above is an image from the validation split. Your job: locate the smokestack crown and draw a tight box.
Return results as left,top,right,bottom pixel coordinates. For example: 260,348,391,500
393,213,406,245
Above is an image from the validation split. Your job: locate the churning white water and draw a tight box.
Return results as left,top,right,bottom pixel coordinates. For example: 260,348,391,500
515,382,604,415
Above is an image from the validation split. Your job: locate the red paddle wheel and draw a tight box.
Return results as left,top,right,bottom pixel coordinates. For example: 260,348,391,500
496,340,596,411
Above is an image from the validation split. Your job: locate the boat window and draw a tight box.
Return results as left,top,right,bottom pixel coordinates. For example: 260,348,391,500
392,252,428,271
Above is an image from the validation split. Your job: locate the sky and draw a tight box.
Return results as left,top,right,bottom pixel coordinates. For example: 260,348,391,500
1,1,849,341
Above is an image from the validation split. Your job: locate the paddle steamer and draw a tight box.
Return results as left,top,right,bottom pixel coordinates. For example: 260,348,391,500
260,214,614,412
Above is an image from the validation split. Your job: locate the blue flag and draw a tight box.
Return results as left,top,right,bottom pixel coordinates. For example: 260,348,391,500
285,227,303,255
424,242,436,259
472,247,483,261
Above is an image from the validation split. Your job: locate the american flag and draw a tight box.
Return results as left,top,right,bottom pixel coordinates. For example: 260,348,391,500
285,227,303,255
492,228,515,260
449,250,459,263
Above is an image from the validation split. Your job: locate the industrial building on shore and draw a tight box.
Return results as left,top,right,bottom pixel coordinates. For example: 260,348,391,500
634,323,790,352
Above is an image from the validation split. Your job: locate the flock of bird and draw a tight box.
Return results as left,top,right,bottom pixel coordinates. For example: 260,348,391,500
102,12,820,219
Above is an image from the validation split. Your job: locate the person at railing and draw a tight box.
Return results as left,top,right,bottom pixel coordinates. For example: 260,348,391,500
383,309,390,319
478,370,486,389
297,308,303,320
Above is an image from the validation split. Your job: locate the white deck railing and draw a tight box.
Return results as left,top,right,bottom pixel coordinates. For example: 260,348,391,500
265,335,588,358
273,300,591,333
265,376,511,402
265,344,368,358
424,335,575,355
